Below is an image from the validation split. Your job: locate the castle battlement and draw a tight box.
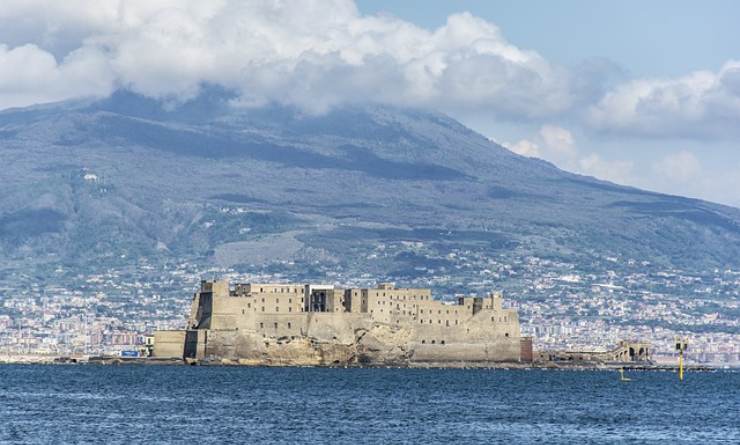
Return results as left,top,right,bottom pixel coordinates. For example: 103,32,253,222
154,279,525,366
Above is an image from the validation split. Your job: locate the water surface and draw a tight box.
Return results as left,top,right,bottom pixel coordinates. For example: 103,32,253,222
0,366,737,444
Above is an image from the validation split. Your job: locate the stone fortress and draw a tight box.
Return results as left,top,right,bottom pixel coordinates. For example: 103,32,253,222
154,280,528,366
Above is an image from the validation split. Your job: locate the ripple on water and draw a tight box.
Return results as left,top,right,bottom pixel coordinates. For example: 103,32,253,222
0,366,737,444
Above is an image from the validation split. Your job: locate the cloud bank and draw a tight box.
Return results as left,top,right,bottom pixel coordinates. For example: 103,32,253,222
1,0,737,142
0,0,582,117
588,61,740,139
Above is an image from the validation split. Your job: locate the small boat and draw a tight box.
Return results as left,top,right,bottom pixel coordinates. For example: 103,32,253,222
619,368,632,382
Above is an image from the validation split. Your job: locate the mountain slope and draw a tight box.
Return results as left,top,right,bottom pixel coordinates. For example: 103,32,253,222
1,90,739,287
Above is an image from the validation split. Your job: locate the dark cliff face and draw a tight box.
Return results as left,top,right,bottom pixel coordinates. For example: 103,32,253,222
0,89,739,282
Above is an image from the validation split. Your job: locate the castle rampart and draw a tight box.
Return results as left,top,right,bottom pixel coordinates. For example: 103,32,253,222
154,279,525,366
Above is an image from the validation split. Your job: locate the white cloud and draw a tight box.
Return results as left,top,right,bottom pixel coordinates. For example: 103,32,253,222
502,124,574,161
539,124,576,157
0,0,579,115
588,61,740,138
501,139,541,158
576,154,634,185
653,150,702,183
502,124,635,185
0,43,114,109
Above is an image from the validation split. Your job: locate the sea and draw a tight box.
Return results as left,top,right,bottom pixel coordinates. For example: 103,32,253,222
0,365,737,444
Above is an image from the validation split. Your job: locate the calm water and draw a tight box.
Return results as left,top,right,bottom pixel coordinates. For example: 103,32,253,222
0,366,737,444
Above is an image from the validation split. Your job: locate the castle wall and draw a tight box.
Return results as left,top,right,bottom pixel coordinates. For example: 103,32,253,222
410,339,521,363
152,330,186,358
164,280,525,366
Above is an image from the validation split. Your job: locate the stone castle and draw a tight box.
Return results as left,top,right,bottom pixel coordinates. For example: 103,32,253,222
153,280,528,366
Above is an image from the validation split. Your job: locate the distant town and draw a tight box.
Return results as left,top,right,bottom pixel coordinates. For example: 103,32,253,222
1,240,737,366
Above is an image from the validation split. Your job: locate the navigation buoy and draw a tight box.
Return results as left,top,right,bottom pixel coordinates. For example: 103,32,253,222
619,368,632,382
675,336,689,381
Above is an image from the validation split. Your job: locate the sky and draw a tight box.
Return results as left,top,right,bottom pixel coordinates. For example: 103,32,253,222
1,0,739,206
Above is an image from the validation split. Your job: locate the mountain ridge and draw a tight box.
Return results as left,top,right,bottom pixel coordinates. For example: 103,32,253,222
1,90,739,286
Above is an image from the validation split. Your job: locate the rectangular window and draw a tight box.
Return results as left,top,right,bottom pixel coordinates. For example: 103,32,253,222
288,322,292,329
274,322,278,329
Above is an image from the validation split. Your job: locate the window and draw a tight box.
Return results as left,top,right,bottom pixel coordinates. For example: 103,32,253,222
441,340,445,345
242,309,245,314
260,288,263,292
421,340,426,344
275,307,279,312
289,307,292,312
274,322,278,329
276,298,279,304
431,340,436,344
259,322,264,329
288,322,292,329
261,306,265,312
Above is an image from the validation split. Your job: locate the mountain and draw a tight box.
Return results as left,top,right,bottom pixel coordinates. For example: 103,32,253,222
1,90,739,292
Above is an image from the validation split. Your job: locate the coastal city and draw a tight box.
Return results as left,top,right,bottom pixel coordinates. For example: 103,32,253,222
1,242,737,365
